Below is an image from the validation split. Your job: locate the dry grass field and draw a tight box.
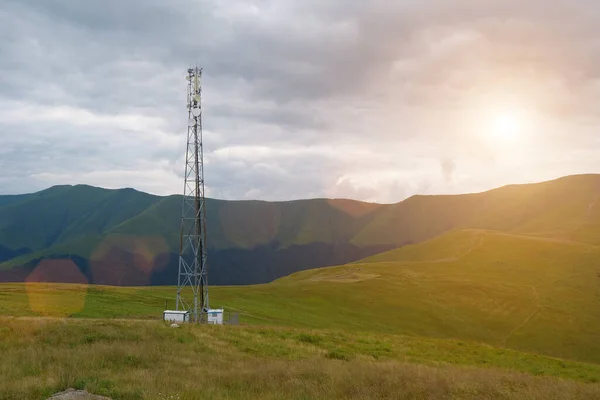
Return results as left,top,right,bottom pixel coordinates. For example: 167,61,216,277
1,318,600,399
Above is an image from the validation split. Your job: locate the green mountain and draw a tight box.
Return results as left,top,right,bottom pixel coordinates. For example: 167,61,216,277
0,185,390,285
1,174,600,286
0,185,159,252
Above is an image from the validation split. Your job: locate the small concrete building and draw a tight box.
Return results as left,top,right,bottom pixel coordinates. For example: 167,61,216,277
207,309,224,324
163,310,190,323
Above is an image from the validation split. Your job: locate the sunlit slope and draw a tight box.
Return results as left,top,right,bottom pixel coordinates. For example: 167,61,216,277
353,174,600,247
274,229,600,363
351,193,483,247
469,174,600,243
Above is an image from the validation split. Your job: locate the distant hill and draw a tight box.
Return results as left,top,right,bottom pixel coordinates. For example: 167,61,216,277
353,173,600,247
1,173,600,286
0,186,390,285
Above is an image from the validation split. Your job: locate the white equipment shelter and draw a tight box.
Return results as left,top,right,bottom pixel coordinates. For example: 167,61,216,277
207,309,224,325
163,310,190,323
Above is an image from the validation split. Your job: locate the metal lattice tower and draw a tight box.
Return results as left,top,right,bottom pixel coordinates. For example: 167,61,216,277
176,66,208,323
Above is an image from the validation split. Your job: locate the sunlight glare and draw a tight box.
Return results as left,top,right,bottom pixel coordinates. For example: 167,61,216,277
486,108,529,145
492,112,520,140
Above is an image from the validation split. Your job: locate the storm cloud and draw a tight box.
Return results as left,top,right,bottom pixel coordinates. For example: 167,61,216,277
1,0,599,202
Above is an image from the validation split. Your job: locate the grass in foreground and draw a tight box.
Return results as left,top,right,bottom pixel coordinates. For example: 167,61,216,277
1,318,600,399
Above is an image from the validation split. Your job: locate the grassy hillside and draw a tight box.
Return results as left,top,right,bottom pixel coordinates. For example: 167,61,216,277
3,174,600,286
283,230,600,363
354,174,600,247
0,186,390,285
0,193,31,207
0,185,160,253
0,188,385,256
1,318,599,399
468,174,600,242
4,176,600,398
352,193,483,247
3,228,600,365
110,197,382,251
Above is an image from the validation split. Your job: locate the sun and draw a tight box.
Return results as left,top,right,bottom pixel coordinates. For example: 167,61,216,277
493,113,520,137
490,112,523,141
467,91,536,147
486,109,527,144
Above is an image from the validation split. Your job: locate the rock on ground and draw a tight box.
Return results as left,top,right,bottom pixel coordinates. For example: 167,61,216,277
46,388,111,400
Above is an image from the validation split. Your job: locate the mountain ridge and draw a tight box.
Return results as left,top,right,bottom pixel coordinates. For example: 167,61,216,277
1,173,600,286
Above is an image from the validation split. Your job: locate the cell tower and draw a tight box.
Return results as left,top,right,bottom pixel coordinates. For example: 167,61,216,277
176,66,208,323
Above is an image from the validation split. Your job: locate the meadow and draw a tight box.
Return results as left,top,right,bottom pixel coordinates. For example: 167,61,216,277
3,228,600,398
1,318,600,399
3,229,600,363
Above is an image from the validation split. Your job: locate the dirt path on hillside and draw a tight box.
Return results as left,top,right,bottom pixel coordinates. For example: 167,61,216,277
356,230,598,269
500,269,598,345
462,229,597,247
497,232,595,247
502,285,540,345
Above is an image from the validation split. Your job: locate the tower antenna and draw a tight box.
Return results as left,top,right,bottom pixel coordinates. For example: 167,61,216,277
175,65,208,323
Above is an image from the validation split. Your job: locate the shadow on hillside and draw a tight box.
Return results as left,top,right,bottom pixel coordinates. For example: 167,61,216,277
0,241,395,286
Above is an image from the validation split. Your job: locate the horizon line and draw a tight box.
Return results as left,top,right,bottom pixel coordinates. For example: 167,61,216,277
2,172,599,205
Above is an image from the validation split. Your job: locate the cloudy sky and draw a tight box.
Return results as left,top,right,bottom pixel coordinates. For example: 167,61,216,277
1,0,599,203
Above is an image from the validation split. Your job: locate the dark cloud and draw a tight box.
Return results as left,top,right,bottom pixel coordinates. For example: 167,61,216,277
0,0,599,201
